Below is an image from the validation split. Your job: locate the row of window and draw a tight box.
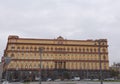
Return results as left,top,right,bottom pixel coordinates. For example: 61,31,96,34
8,62,108,70
11,46,107,52
10,53,107,60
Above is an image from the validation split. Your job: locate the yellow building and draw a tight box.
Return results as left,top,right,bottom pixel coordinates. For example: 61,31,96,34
2,35,109,81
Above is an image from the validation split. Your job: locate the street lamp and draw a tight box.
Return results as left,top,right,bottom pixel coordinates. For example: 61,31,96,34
98,40,103,84
16,67,19,81
39,48,43,84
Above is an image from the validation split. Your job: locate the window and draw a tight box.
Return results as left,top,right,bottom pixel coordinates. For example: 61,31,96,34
83,48,85,52
11,53,14,57
11,44,15,50
102,42,105,45
75,48,77,52
34,47,37,51
17,47,20,50
22,46,24,51
71,48,73,51
86,48,89,52
90,48,92,52
30,47,33,51
26,47,29,51
94,48,96,52
51,47,53,51
29,64,32,68
47,47,49,51
102,48,106,52
79,48,81,52
34,64,37,68
55,47,57,50
103,55,106,60
25,64,28,69
11,46,15,49
64,48,66,51
51,65,53,69
67,48,69,51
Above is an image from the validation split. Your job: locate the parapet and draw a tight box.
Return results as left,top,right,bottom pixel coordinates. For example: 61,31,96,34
8,35,19,39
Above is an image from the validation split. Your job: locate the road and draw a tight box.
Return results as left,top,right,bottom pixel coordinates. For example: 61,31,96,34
5,81,120,84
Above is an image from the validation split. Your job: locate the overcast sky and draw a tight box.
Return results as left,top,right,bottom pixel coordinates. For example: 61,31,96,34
0,0,120,65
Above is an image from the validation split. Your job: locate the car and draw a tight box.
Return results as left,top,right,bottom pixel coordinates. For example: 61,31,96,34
64,79,69,81
104,78,115,81
2,81,9,84
54,79,61,81
93,79,99,81
71,77,80,81
47,78,52,81
1,79,5,82
35,77,40,81
12,79,19,82
83,78,91,81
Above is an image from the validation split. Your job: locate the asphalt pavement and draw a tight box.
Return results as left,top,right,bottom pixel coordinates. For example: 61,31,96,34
4,81,120,84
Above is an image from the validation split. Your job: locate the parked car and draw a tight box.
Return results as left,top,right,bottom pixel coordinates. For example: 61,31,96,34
93,79,99,81
54,79,61,81
71,77,80,81
0,79,5,82
35,77,40,81
46,78,52,81
2,81,9,84
104,78,115,81
83,78,91,81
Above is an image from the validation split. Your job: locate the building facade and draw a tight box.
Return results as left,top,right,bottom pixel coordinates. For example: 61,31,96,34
2,35,109,81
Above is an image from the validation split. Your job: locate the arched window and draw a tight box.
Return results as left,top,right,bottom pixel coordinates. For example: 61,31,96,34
102,48,106,52
94,43,97,45
16,64,19,70
51,47,53,51
29,64,32,69
102,42,105,45
30,47,33,51
75,48,77,52
26,47,29,51
11,53,14,57
90,48,92,52
25,64,28,69
67,48,69,51
51,65,53,69
86,48,89,52
21,64,23,69
71,48,73,51
94,48,96,52
11,46,15,50
103,55,106,60
47,47,49,51
63,48,65,51
34,64,37,68
83,48,85,52
79,48,81,52
34,47,37,51
55,47,57,51
22,46,24,51
17,47,20,50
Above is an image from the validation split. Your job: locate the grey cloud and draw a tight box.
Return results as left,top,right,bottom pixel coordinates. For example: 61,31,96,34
0,0,120,65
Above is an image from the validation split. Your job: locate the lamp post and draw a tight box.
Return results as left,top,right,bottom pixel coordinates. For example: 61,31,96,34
98,40,103,84
39,48,43,84
16,67,18,81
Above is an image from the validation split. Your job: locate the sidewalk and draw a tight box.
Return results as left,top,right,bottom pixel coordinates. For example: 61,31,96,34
7,81,120,84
